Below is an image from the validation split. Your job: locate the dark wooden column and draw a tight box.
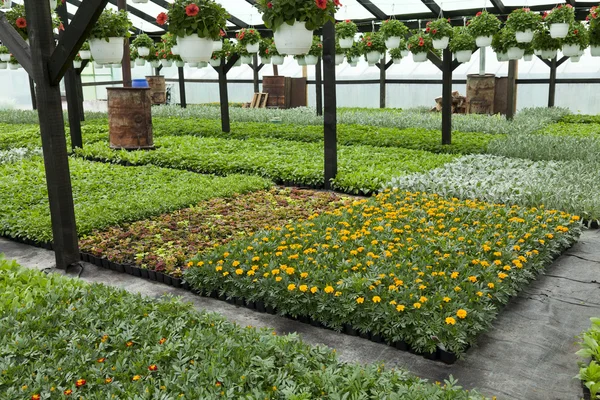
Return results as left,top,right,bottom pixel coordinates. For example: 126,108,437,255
315,56,323,116
379,53,386,108
548,57,557,107
273,65,278,76
322,21,336,190
117,0,131,87
29,76,37,110
506,59,517,120
178,66,186,108
216,54,239,133
441,47,452,145
76,60,88,121
253,54,259,93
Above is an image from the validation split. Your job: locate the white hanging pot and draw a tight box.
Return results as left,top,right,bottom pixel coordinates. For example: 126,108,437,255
150,60,160,68
455,49,473,63
335,54,344,65
0,62,7,69
350,60,358,67
591,46,600,57
304,54,318,65
135,58,146,66
209,58,222,67
198,61,208,68
432,36,450,50
138,47,150,57
178,34,213,63
549,23,570,39
176,60,185,68
384,36,401,49
49,0,57,9
9,63,19,70
171,44,180,56
400,49,409,57
233,58,242,67
160,59,172,67
89,37,124,64
507,46,524,60
271,55,284,65
212,41,222,52
246,42,259,53
562,43,580,57
0,0,11,10
515,30,534,43
496,52,508,62
0,54,10,62
73,60,82,68
570,54,581,62
412,52,428,62
273,20,313,55
132,0,149,3
241,55,252,64
261,57,271,64
534,49,542,56
476,35,493,47
523,54,533,61
188,62,198,67
297,56,306,66
94,61,104,69
541,49,557,59
111,63,121,68
366,51,381,63
339,37,354,49
79,50,92,60
392,58,401,64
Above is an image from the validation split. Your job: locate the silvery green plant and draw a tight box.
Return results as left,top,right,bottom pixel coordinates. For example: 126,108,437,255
0,147,41,164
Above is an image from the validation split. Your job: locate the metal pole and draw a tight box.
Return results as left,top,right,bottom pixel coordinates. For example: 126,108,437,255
379,53,386,108
253,54,259,93
117,0,131,87
479,47,486,76
178,66,186,108
507,59,517,120
548,57,557,107
315,56,323,116
28,76,37,110
322,21,337,190
218,59,230,133
441,47,452,145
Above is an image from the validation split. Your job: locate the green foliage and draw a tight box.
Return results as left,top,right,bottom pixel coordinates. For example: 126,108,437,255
449,28,476,52
166,0,228,39
379,19,409,39
345,40,363,61
407,32,432,54
131,33,154,49
0,45,8,54
589,6,600,46
236,27,261,46
506,8,542,32
562,22,589,49
359,32,386,54
335,19,358,38
0,157,271,242
307,35,323,57
427,18,453,40
561,114,600,124
80,41,90,51
259,36,274,58
389,47,403,59
4,4,28,40
544,4,575,25
88,9,132,40
503,28,531,50
532,27,562,50
576,318,600,398
255,0,338,31
468,11,501,38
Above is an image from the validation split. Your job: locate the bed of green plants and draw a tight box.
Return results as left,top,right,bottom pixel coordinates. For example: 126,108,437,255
560,114,600,124
534,122,600,137
576,318,600,399
80,188,349,276
184,190,581,355
0,157,271,242
75,136,458,195
487,133,600,162
0,258,485,399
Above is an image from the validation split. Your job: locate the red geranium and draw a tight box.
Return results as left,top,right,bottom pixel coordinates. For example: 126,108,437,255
315,0,327,10
334,0,341,5
156,12,168,25
220,29,226,36
267,1,273,8
15,17,27,29
185,3,200,17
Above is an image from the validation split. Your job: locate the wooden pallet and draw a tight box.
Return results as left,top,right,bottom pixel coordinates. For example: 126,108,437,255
247,92,269,108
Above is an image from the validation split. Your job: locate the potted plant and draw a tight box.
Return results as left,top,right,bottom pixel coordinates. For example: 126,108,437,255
259,37,273,64
8,55,19,70
389,47,402,64
159,0,228,63
175,55,185,68
335,39,345,64
304,36,322,65
346,41,362,66
468,11,501,47
5,5,29,40
213,29,226,52
360,32,386,64
506,8,542,43
79,41,92,60
562,22,589,57
269,41,285,65
0,45,10,62
523,43,534,61
544,4,575,38
147,49,160,68
399,39,409,57
589,6,600,56
503,28,529,60
88,9,131,64
235,42,252,64
336,19,357,49
255,0,338,55
379,19,408,49
236,28,261,53
491,30,508,61
532,27,561,59
427,18,453,50
132,33,154,57
407,32,432,62
73,52,83,68
294,54,307,66
449,27,475,63
161,32,179,55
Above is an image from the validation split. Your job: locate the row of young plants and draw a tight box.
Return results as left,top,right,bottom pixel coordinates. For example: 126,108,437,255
388,154,600,222
576,318,600,399
74,135,459,195
79,188,349,277
0,259,486,399
561,114,600,124
183,189,581,356
0,156,271,243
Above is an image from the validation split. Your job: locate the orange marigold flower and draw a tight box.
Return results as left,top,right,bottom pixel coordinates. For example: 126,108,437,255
105,377,113,384
132,375,141,381
75,379,86,388
64,389,73,395
372,296,381,303
159,337,167,345
31,395,41,400
97,357,106,363
149,364,158,371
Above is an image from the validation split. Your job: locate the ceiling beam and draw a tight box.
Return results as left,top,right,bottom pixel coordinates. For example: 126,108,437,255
489,0,507,15
228,15,248,29
355,0,388,20
420,0,441,17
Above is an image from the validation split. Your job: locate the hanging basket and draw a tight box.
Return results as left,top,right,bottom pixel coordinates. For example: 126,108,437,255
132,0,148,3
523,54,533,61
246,42,260,53
94,61,104,69
339,37,354,49
209,58,222,67
160,59,172,67
392,58,401,65
171,45,180,56
135,58,146,66
366,51,381,63
138,47,150,57
507,46,524,60
198,61,208,68
79,50,92,60
400,49,409,58
9,63,19,70
261,57,271,64
349,60,358,67
304,55,318,65
475,35,493,48
455,49,472,63
412,52,428,62
0,62,6,69
515,30,534,43
176,60,185,68
150,60,160,68
335,54,344,65
591,46,600,57
540,49,557,59
384,36,401,49
49,0,57,9
271,55,285,65
432,37,450,50
297,56,306,66
178,34,213,63
0,54,10,62
549,23,569,39
273,20,313,55
188,62,198,67
89,37,125,64
111,63,121,68
240,55,252,64
212,41,222,52
496,52,508,62
562,44,580,57
73,60,82,68
570,54,581,62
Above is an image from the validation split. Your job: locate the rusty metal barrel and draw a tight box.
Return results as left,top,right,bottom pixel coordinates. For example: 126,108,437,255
466,74,496,114
145,75,166,105
107,87,154,150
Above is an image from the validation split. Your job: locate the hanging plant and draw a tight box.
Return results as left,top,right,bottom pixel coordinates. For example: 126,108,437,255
379,19,408,40
467,11,501,46
407,32,432,54
336,19,357,40
562,22,589,56
259,37,273,58
236,28,261,53
448,27,475,52
427,18,453,49
491,29,508,58
360,32,386,54
388,47,403,63
544,4,575,38
345,40,362,64
506,8,542,43
588,6,600,56
131,33,154,49
501,28,529,59
5,4,63,40
87,9,131,65
532,27,562,59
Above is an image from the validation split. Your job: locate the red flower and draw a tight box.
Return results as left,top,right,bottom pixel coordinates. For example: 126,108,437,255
265,48,269,54
566,4,573,8
149,364,158,371
334,0,341,5
425,27,430,32
587,15,590,20
216,381,222,387
59,23,64,31
185,3,199,17
31,396,41,400
267,1,273,8
366,41,372,47
574,29,578,34
249,29,255,34
15,17,27,29
75,379,86,388
220,29,226,36
345,19,351,23
475,11,482,17
156,12,168,25
64,389,73,396
426,21,431,26
315,0,327,10
432,29,437,34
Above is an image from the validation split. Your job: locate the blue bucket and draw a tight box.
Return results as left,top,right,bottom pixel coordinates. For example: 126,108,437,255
132,78,149,88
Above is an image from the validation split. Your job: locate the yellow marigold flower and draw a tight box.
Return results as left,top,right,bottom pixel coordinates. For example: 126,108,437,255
389,300,397,305
299,285,308,292
132,375,141,381
488,282,495,289
285,267,295,275
275,277,282,282
287,284,296,291
232,261,240,267
223,252,230,257
396,304,405,312
513,245,521,251
443,296,451,302
223,271,229,276
271,269,280,275
546,233,554,239
310,286,318,293
482,245,491,252
300,272,309,278
476,291,483,296
196,261,204,267
247,270,255,276
372,296,381,303
493,251,502,257
215,266,223,272
498,272,508,279
335,291,342,296
187,261,193,267
356,297,365,304
413,302,422,309
419,296,428,303
454,286,461,292
418,284,427,290
445,317,456,325
450,272,459,279
456,309,467,319
468,276,477,283
235,269,244,275
324,286,334,294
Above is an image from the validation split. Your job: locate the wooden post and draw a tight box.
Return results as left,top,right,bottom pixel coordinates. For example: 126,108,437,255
76,68,85,121
218,58,230,133
273,64,278,76
548,56,557,107
23,0,80,269
29,76,37,110
322,21,337,190
315,56,323,116
178,66,187,108
441,47,452,145
379,53,386,109
117,0,131,87
506,59,517,120
253,54,259,93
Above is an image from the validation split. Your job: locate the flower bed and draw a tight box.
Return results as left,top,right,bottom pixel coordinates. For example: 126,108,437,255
74,136,458,195
80,188,349,276
0,157,271,242
561,115,600,124
0,258,485,399
184,190,581,356
576,318,600,399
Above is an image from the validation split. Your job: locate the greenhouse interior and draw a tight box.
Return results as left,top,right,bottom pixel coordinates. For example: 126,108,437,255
0,0,599,399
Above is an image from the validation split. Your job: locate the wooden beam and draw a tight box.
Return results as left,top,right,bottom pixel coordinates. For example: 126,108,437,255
117,0,132,87
178,66,186,108
107,0,163,30
441,47,452,145
379,53,386,108
252,54,259,93
29,76,37,110
48,0,109,85
427,51,443,70
0,14,33,76
228,15,248,29
224,53,240,74
322,20,337,191
315,57,323,116
420,0,441,17
548,57,557,107
355,0,388,20
218,57,230,132
489,0,507,15
506,59,517,120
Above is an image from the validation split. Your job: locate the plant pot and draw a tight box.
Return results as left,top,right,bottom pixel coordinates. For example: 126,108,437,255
412,52,428,62
111,63,121,68
176,60,185,68
400,49,409,57
335,54,344,65
541,49,557,59
155,272,165,283
273,20,313,55
178,34,213,63
212,40,222,52
367,61,376,66
388,57,400,65
188,62,198,67
171,44,180,56
0,0,11,9
134,58,146,66
523,54,533,61
73,60,82,68
432,36,450,50
534,49,542,56
261,56,271,64
455,49,473,63
140,269,149,279
394,340,408,351
570,55,581,62
0,54,10,62
475,35,493,47
255,301,266,312
131,266,141,277
246,42,259,53
79,50,91,60
150,60,160,68
101,258,110,269
132,0,148,3
591,46,600,57
89,37,124,64
339,37,354,49
343,324,358,336
549,23,569,39
49,0,57,9
138,46,150,57
8,63,18,70
304,55,318,65
507,46,524,60
366,51,381,63
349,61,358,67
163,275,172,286
384,36,401,49
562,43,580,57
515,29,534,43
209,58,222,67
198,61,208,68
147,270,157,281
160,59,172,67
241,55,252,64
438,349,458,364
271,55,284,65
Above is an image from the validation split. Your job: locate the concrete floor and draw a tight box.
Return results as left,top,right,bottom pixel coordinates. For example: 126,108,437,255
2,230,600,400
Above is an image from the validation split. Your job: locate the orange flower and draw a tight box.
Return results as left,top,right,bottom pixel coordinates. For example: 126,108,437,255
159,337,167,345
97,357,106,363
126,341,133,347
64,389,73,395
105,377,113,384
132,375,141,381
148,364,158,371
75,379,86,388
31,395,41,400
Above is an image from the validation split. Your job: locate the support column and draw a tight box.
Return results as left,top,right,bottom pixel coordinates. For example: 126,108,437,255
29,76,37,110
24,0,79,269
322,21,337,190
441,47,452,145
218,59,230,133
273,64,278,76
315,56,323,116
379,53,386,109
507,59,518,120
548,57,557,107
253,54,259,93
117,0,131,87
479,47,486,76
178,66,186,108
76,70,85,121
